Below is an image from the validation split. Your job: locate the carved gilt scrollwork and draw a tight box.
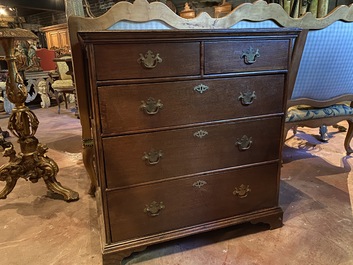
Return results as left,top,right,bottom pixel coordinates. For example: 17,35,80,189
0,35,79,202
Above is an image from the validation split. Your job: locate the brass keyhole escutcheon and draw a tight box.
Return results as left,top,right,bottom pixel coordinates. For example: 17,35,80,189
236,135,252,151
193,130,208,139
142,149,163,165
241,47,260,64
194,84,209,94
233,184,251,198
140,97,163,115
239,91,256,106
144,201,165,217
193,180,207,188
137,50,162,69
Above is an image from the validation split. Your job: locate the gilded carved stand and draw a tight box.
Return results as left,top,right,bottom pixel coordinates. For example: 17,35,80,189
0,28,79,202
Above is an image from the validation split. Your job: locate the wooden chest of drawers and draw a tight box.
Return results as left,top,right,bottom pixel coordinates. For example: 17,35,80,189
78,29,301,264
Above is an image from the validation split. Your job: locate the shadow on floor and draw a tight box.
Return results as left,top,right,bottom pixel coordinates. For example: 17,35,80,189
122,222,270,265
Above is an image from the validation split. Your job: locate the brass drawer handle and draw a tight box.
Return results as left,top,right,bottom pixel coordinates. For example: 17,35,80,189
144,201,165,217
142,149,163,165
194,84,209,94
140,97,163,115
241,47,260,64
238,91,256,105
137,50,162,69
236,135,252,151
233,184,251,198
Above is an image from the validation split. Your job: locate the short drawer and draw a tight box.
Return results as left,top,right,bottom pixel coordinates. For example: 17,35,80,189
107,163,279,242
103,117,282,188
98,75,285,135
93,42,200,80
204,40,290,74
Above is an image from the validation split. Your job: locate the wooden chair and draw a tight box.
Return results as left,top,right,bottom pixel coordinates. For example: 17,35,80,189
35,48,56,71
279,5,353,154
51,55,75,114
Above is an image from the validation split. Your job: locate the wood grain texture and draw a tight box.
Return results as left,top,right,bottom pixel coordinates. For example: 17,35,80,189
98,75,285,135
107,163,279,242
103,117,282,188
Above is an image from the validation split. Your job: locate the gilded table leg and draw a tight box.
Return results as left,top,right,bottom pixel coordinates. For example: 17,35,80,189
0,134,79,201
44,178,79,202
0,178,18,199
37,144,79,201
0,140,21,199
83,139,97,197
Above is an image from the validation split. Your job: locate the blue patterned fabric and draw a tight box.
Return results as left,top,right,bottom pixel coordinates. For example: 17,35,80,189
229,20,280,29
286,104,353,122
108,20,173,30
292,21,353,101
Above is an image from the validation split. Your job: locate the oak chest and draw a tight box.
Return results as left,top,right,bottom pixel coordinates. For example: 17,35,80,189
78,29,301,264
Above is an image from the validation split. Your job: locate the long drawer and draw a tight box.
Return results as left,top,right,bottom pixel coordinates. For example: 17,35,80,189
98,75,285,135
204,39,290,74
107,162,279,242
93,42,200,81
103,117,282,188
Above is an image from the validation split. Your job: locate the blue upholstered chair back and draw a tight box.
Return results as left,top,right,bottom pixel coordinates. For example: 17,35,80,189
230,20,353,105
109,19,281,30
292,21,353,102
108,20,172,30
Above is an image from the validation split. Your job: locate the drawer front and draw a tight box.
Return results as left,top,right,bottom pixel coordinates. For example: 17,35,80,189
94,42,200,80
103,117,282,188
98,75,285,135
204,40,289,74
107,163,279,242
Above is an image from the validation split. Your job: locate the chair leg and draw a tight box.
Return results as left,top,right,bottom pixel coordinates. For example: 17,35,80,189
54,90,61,114
344,120,353,155
284,124,296,141
333,124,347,132
63,93,68,109
319,125,329,142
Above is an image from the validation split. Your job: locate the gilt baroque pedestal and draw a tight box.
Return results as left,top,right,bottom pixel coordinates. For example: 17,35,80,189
0,27,79,202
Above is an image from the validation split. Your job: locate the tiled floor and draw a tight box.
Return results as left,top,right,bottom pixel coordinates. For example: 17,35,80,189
0,104,352,265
